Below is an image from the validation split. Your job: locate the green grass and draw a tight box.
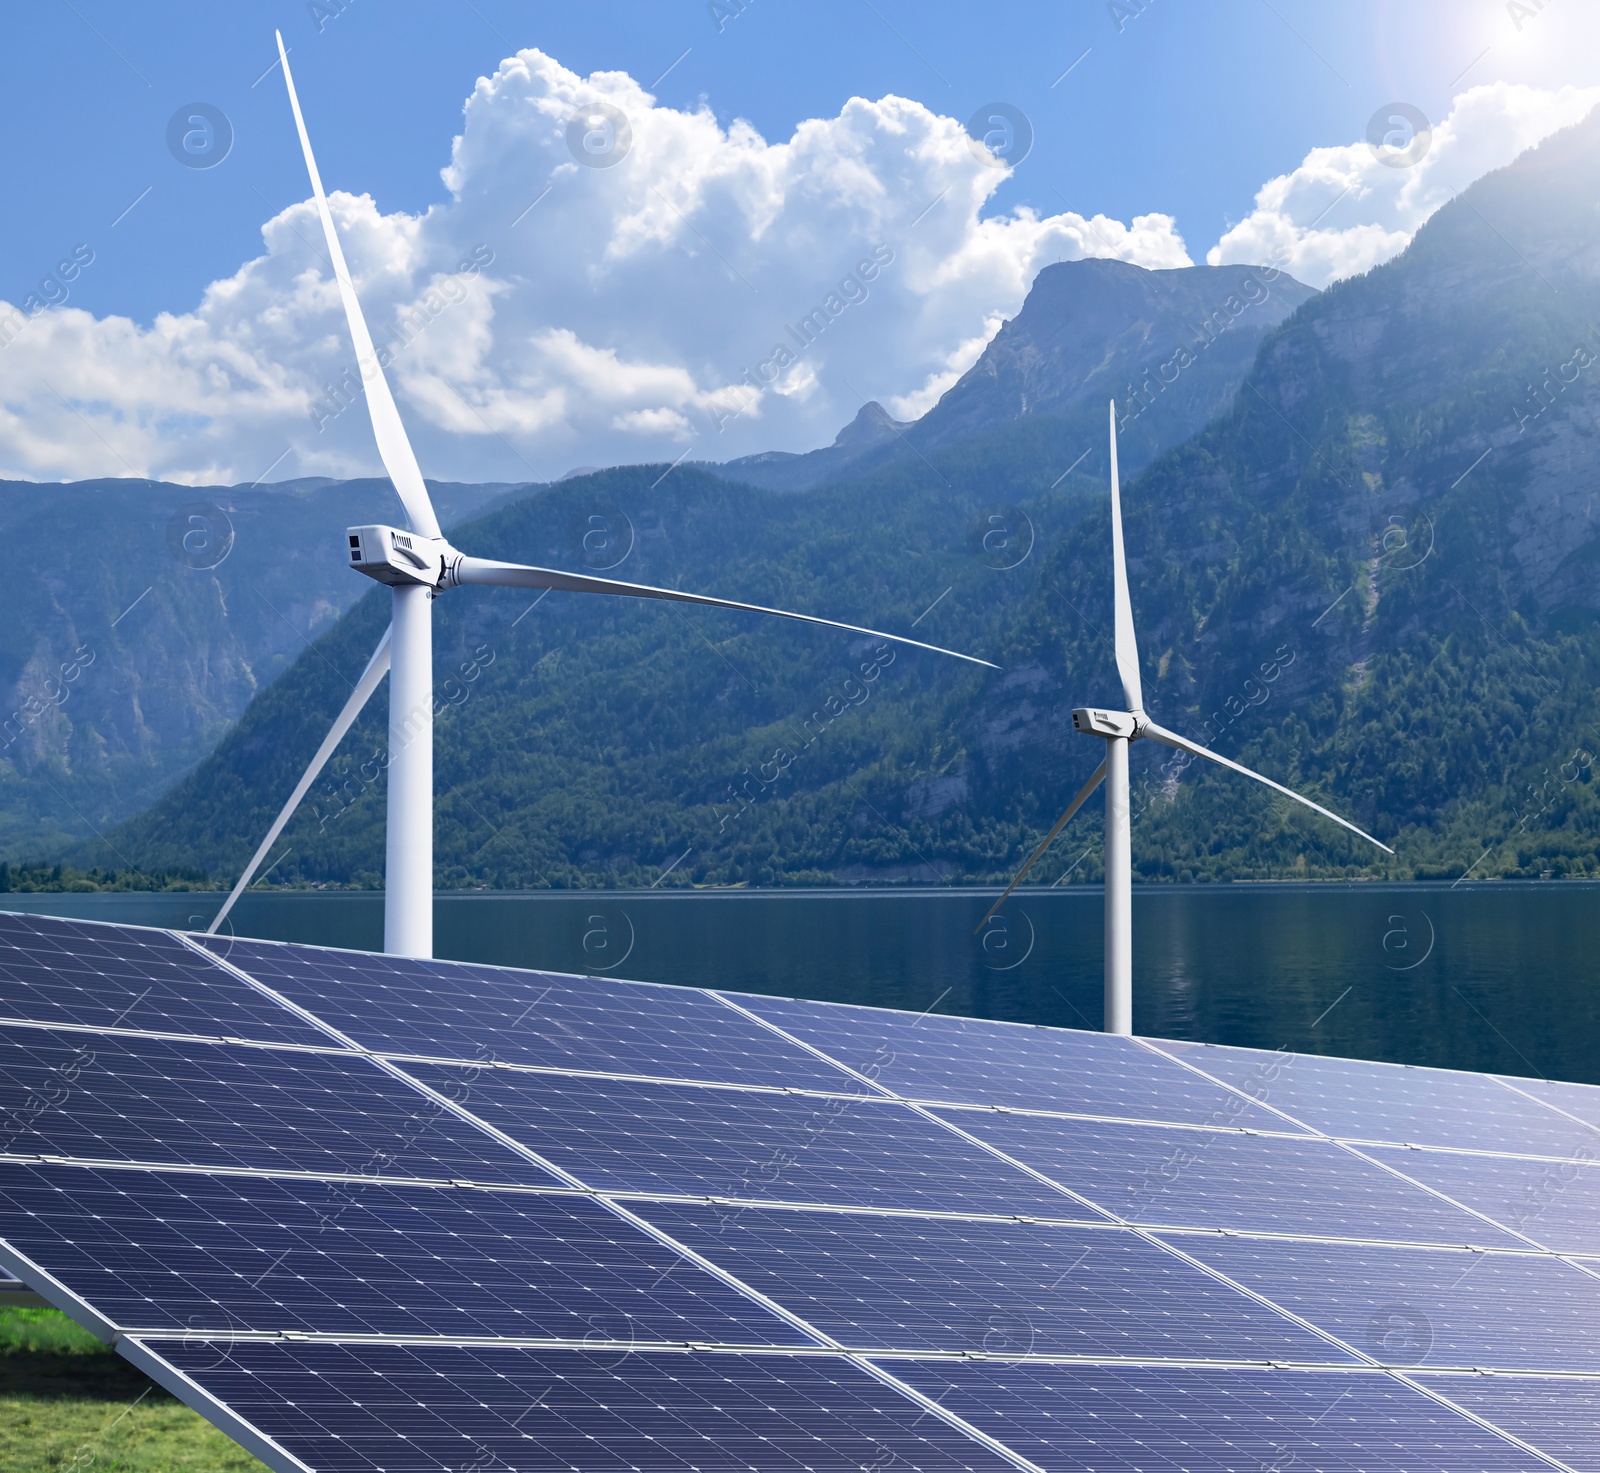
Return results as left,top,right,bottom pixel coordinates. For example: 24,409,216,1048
0,1308,265,1472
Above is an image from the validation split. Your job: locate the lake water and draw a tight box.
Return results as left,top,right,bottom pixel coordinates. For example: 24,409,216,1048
8,883,1598,1085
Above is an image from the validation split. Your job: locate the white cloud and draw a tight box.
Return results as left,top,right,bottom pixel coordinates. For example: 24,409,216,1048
0,61,1591,489
0,49,1188,487
1208,82,1600,287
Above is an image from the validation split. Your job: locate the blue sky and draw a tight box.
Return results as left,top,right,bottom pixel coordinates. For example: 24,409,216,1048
2,0,1596,483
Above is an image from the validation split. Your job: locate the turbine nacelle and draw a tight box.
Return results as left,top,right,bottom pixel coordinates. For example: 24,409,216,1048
347,524,456,589
1072,707,1140,740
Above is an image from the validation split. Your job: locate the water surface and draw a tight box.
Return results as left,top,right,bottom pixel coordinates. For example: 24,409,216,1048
8,884,1597,1085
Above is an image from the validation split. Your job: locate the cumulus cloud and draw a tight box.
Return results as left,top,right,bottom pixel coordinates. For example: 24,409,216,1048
1208,82,1600,287
0,50,1187,487
0,60,1591,489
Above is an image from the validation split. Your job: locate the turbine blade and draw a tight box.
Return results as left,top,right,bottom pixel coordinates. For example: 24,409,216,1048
454,556,1000,668
1109,400,1144,712
206,626,393,935
975,758,1108,933
276,32,442,541
1142,719,1394,854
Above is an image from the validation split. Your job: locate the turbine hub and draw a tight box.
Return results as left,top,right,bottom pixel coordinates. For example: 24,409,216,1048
346,524,460,590
1072,706,1139,739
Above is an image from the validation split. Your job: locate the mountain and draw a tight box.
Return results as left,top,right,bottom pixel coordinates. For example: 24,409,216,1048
0,476,520,859
708,258,1316,492
94,107,1600,888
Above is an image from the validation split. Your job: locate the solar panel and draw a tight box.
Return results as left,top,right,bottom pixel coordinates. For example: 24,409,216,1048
400,1060,1083,1216
0,1161,806,1346
633,1200,1353,1363
1178,1233,1600,1372
888,1362,1555,1472
1153,1037,1594,1157
1363,1142,1600,1255
0,1026,548,1184
0,913,326,1046
742,992,1306,1128
1,911,1596,1472
930,1108,1523,1245
203,935,856,1090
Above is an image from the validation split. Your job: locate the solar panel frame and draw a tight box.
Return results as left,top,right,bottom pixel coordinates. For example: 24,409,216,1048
399,1058,1096,1217
1151,1037,1600,1157
0,912,1595,1473
0,1160,812,1346
730,990,1309,1130
927,1107,1527,1246
631,1199,1360,1364
0,1025,555,1185
201,934,866,1091
0,912,329,1047
1175,1232,1600,1373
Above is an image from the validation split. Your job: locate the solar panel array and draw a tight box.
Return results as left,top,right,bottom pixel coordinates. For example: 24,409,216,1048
0,909,1598,1471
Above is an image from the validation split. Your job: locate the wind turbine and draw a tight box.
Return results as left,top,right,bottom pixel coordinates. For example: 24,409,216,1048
981,401,1392,1035
209,34,995,959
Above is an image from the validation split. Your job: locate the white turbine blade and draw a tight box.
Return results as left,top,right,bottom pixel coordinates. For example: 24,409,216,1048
276,32,442,541
976,757,1108,932
206,626,393,935
1108,400,1143,712
454,555,1000,668
1142,719,1394,854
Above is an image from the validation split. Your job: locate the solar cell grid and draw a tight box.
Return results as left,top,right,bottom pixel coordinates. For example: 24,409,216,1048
934,1108,1524,1245
733,992,1306,1129
0,913,325,1047
1421,1376,1600,1472
0,1162,806,1346
887,1361,1551,1472
633,1200,1352,1364
1365,1142,1600,1255
400,1060,1088,1216
137,1340,1019,1472
1154,1038,1590,1157
0,1028,551,1186
205,936,856,1090
1179,1234,1600,1372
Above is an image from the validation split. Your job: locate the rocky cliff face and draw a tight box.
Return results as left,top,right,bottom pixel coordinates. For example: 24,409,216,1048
710,258,1315,493
0,477,516,858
